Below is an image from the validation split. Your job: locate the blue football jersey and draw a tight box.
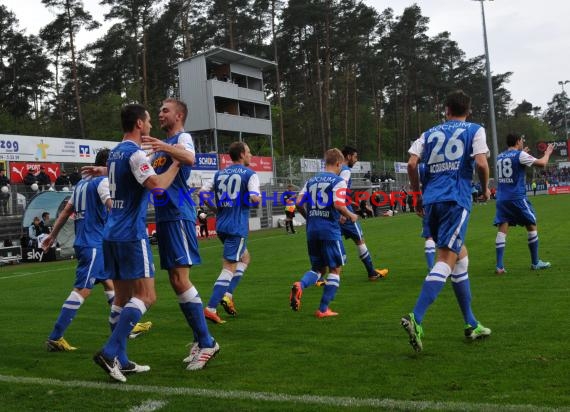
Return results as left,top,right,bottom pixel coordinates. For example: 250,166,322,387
211,164,259,238
104,140,156,241
299,171,347,241
150,132,196,222
70,176,109,248
409,120,489,211
496,149,535,201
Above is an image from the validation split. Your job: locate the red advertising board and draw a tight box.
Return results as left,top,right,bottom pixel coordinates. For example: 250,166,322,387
9,162,60,183
219,154,273,172
548,185,570,195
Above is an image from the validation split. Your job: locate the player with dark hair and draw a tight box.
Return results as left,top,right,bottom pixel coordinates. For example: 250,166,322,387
403,90,491,352
141,98,219,370
200,142,261,323
290,148,358,317
92,104,181,382
339,145,388,281
494,133,554,273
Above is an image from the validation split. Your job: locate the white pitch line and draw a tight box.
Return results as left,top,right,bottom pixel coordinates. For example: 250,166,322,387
128,399,167,412
0,375,566,412
0,268,62,280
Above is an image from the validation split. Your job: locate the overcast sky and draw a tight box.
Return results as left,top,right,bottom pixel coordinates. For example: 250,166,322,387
3,0,569,111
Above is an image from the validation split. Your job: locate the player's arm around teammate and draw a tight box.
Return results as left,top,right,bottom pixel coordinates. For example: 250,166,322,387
142,135,195,166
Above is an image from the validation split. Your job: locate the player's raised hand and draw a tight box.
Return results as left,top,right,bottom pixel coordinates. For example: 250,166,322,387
545,143,554,155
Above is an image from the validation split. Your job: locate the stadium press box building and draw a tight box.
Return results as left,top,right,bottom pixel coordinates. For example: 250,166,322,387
176,46,277,161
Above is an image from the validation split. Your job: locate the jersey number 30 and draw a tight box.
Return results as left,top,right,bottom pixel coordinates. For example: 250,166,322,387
217,174,242,200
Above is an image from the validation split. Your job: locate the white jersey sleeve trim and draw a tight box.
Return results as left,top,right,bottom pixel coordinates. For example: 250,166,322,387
408,134,425,158
519,151,537,167
129,149,156,185
247,173,260,194
178,132,195,154
97,178,111,204
472,127,490,156
339,169,351,184
332,179,348,204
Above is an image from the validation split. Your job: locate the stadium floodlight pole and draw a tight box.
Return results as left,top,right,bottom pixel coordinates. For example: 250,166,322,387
473,0,499,179
558,80,570,139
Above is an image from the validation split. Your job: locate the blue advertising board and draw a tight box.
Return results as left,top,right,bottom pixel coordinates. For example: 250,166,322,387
194,153,219,171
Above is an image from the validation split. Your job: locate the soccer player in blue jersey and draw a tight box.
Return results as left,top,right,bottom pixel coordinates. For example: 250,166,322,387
141,98,219,370
42,149,115,352
289,148,358,318
494,134,554,274
340,146,389,281
43,150,153,351
402,90,492,352
200,142,261,324
92,104,182,382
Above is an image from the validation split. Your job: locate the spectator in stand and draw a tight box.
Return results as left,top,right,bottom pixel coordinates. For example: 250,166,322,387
69,168,81,187
0,169,10,216
37,166,51,190
55,171,71,191
39,212,52,234
29,217,43,247
0,169,9,187
24,168,37,186
0,187,9,216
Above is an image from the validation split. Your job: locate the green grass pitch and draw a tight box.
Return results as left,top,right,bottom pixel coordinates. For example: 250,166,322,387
0,195,569,411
